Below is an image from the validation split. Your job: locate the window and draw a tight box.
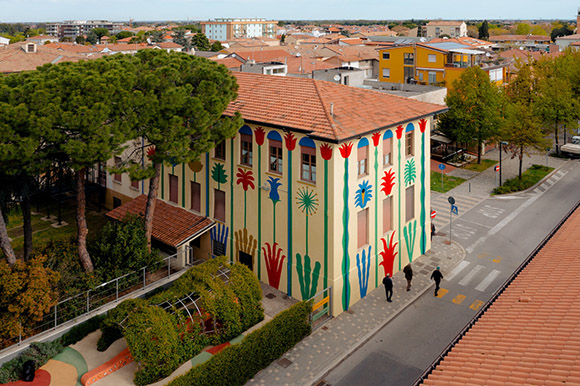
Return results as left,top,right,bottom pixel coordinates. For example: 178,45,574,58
114,156,122,183
383,136,392,165
428,54,436,63
404,52,414,65
214,189,226,222
191,181,201,212
404,66,414,81
113,197,122,208
269,139,283,173
382,68,390,78
240,134,253,166
357,208,368,249
383,197,392,233
428,71,437,84
382,52,390,60
418,72,424,81
215,141,226,160
358,143,368,177
169,174,178,204
405,131,414,157
131,180,139,190
301,146,316,183
405,185,415,222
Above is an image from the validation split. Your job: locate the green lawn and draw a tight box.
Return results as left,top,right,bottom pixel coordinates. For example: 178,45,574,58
493,164,554,195
431,171,466,193
462,159,497,172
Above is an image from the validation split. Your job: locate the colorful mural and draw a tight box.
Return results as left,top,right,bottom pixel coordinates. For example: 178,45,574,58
395,125,404,270
263,242,285,289
295,187,320,300
320,143,332,292
404,159,417,186
284,132,297,296
354,180,373,209
419,119,428,255
210,223,229,258
404,220,417,263
339,142,353,311
235,168,255,229
211,163,227,190
381,169,396,196
379,231,398,278
255,127,265,280
234,227,257,265
356,245,371,298
372,132,381,288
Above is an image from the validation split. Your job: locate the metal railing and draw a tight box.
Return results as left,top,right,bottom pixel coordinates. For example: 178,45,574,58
308,287,332,329
413,198,580,385
0,247,191,353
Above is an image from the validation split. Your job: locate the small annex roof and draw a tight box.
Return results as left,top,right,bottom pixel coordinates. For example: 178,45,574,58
423,204,580,385
224,72,446,142
106,195,215,248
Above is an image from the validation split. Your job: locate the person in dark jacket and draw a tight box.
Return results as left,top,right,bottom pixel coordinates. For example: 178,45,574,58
431,267,443,296
403,263,413,291
382,273,393,302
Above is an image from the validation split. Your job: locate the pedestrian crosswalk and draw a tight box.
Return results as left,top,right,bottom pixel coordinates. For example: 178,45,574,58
430,194,486,231
532,169,568,195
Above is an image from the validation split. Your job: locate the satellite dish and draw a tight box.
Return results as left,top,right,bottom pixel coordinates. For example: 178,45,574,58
333,74,341,81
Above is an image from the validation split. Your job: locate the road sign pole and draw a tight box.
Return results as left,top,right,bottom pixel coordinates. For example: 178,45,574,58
441,170,443,191
449,205,452,244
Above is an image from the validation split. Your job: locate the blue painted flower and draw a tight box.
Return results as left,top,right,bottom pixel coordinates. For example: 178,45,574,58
266,176,282,204
354,180,373,209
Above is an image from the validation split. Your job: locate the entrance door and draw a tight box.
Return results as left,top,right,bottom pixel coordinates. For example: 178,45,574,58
239,251,253,271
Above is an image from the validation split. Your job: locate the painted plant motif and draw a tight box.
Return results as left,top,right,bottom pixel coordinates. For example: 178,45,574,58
381,169,396,196
210,223,229,258
263,242,285,289
211,163,227,190
403,220,417,263
339,142,353,311
372,132,381,288
255,127,265,280
356,246,372,299
234,228,257,265
296,253,321,300
396,125,404,271
236,168,255,229
284,131,296,297
379,231,398,278
320,143,332,294
404,158,417,186
354,180,373,209
419,118,427,255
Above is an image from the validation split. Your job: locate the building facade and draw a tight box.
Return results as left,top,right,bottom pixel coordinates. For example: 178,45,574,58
201,18,277,41
423,21,467,38
105,72,445,316
46,20,123,39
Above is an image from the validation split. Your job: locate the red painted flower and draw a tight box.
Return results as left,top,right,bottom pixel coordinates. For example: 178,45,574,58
372,132,381,147
419,119,427,133
254,126,265,146
236,168,255,191
381,169,396,196
339,142,353,159
320,143,333,161
379,232,398,278
146,146,156,160
263,242,286,290
395,125,404,140
284,132,297,151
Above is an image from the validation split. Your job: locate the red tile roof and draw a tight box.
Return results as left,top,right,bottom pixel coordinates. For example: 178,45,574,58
490,35,551,42
424,205,580,385
225,72,446,142
106,195,214,248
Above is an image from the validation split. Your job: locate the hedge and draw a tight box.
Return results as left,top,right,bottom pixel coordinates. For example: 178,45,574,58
168,300,312,386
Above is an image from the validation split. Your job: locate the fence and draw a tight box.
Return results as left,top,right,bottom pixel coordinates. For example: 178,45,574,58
0,247,191,353
309,287,332,329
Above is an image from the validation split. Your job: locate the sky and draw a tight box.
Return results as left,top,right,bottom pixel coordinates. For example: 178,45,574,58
0,0,578,23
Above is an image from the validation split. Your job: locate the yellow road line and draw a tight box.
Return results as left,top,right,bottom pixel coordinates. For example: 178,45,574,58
477,253,489,259
492,256,502,263
470,300,484,310
452,294,466,304
436,288,448,298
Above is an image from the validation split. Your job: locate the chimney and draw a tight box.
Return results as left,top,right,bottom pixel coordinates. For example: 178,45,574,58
330,103,334,118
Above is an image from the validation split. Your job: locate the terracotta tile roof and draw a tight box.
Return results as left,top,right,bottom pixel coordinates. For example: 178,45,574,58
324,45,379,61
557,33,580,40
490,35,551,42
225,72,446,142
423,205,580,386
285,56,335,75
106,195,214,248
214,57,245,69
233,48,293,63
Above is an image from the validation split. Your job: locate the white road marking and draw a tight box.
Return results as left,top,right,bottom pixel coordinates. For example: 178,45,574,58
475,269,501,291
446,260,470,280
458,265,486,286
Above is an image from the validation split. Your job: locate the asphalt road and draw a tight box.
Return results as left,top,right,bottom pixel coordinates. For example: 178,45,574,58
324,159,580,386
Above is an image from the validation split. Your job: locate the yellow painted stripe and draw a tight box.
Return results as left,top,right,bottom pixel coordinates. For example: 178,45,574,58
492,257,502,263
452,294,466,304
470,300,484,310
477,253,489,259
312,296,330,311
436,288,448,298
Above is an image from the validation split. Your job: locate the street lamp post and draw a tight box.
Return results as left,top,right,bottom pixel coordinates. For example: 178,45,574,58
499,141,508,186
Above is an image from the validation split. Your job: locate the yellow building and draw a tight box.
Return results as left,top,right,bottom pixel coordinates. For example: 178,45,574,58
378,43,507,90
105,72,446,316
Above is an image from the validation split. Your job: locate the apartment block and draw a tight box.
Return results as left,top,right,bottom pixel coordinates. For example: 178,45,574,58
201,18,277,41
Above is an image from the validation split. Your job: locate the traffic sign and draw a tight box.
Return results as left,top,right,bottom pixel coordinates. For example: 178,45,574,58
451,205,458,215
431,210,436,219
438,163,446,171
448,196,455,205
494,165,500,172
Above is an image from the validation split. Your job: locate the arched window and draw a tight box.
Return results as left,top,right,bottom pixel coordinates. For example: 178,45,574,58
267,131,283,174
405,123,415,157
239,125,253,166
383,130,393,166
357,137,369,177
299,137,316,183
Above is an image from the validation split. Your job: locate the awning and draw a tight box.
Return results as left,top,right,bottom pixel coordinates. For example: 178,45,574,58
106,195,215,248
431,134,452,144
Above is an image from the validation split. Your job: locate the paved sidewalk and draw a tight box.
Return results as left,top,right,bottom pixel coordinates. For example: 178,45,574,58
247,237,465,386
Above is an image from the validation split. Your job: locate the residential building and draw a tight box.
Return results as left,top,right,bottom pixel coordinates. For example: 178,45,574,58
312,67,365,86
378,43,507,90
0,36,9,46
489,35,551,47
201,18,277,41
423,21,467,38
240,61,287,76
105,72,445,316
555,33,580,50
25,35,59,45
46,20,123,39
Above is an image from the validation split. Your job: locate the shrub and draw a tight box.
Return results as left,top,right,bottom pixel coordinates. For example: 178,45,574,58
97,298,147,352
168,301,312,386
0,341,64,383
60,314,104,347
229,263,264,331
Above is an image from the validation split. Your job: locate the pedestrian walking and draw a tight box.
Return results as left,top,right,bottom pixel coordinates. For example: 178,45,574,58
431,267,443,296
382,274,393,302
403,263,413,291
431,223,436,240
